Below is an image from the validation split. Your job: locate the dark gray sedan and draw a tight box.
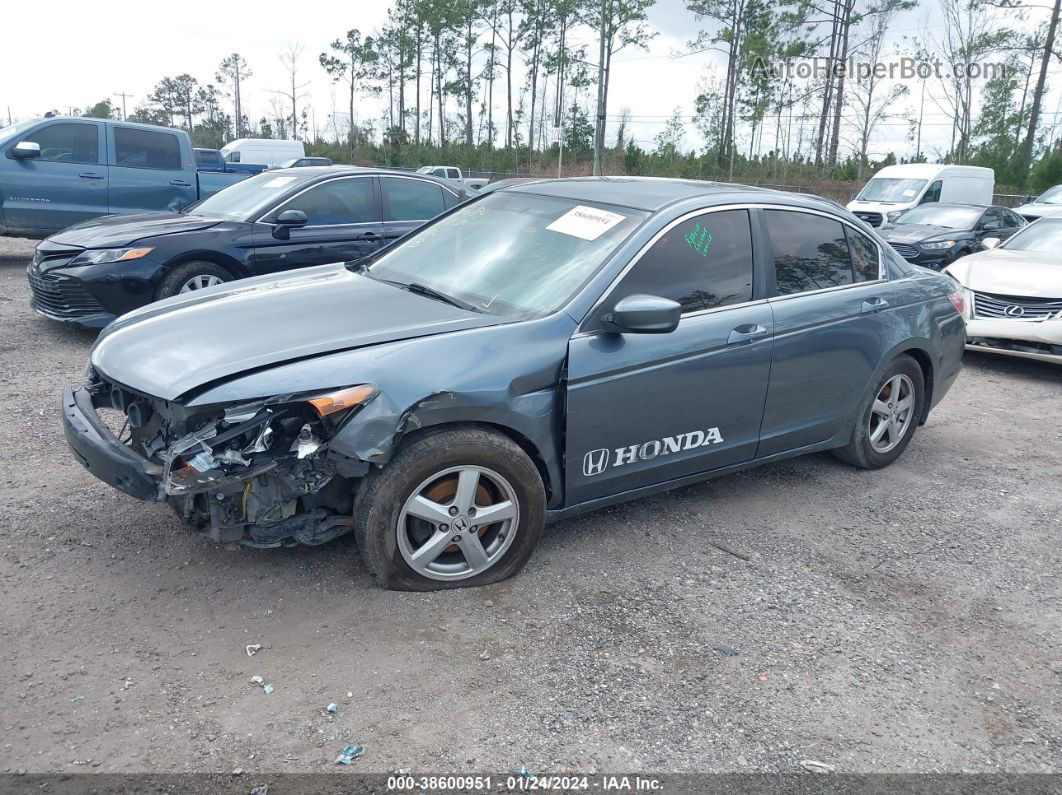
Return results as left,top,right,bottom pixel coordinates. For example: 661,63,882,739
63,178,966,590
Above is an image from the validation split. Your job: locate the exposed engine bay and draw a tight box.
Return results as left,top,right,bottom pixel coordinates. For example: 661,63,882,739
86,368,373,547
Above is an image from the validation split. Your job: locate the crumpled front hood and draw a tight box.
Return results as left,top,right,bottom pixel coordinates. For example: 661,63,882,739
880,223,964,244
91,263,506,401
945,249,1062,298
48,212,222,249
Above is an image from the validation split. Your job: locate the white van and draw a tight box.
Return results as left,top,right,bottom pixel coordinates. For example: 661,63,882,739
847,164,994,227
220,139,305,168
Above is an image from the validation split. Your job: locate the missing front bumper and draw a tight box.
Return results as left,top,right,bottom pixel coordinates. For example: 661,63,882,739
62,386,163,501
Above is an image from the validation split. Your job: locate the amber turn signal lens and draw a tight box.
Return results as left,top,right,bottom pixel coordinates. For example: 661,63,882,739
118,247,154,261
307,384,376,417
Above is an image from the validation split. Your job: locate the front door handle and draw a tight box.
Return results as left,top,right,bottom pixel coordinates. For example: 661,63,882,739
78,172,104,180
169,179,192,187
861,297,890,314
355,231,383,241
727,323,769,345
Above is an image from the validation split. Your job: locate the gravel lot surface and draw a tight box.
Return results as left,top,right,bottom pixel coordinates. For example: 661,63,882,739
1,251,1060,776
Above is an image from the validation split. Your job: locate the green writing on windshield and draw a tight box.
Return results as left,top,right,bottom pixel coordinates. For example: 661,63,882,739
685,223,713,256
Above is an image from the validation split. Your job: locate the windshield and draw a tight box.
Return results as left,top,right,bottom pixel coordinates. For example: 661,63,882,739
893,205,981,228
857,178,928,203
416,166,433,174
183,172,312,220
0,119,39,147
1034,186,1062,205
366,192,648,318
1000,219,1062,255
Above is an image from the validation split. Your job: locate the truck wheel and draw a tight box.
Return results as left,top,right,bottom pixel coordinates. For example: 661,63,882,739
833,355,925,470
353,428,545,591
156,261,231,299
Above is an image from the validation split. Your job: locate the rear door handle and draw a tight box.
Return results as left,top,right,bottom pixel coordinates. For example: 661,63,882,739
861,297,890,314
169,179,192,187
727,323,769,345
78,172,104,180
355,231,383,241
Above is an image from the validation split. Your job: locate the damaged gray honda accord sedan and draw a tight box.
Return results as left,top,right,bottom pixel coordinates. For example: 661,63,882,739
63,177,967,590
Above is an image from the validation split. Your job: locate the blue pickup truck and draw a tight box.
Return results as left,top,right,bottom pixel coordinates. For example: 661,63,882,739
193,148,267,175
0,117,250,236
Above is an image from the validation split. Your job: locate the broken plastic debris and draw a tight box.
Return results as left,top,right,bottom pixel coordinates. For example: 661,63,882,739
516,765,533,779
325,703,339,713
799,759,834,773
334,743,364,765
246,644,262,657
250,675,264,685
70,695,84,703
346,691,353,698
263,684,274,695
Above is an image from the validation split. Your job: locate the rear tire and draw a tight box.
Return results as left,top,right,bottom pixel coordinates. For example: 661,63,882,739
156,260,231,300
353,428,546,591
833,354,925,470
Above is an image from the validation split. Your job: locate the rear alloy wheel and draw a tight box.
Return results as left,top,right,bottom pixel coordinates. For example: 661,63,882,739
353,428,545,591
156,260,231,300
834,354,925,469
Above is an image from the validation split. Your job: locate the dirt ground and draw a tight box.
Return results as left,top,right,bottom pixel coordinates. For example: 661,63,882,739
1,250,1060,777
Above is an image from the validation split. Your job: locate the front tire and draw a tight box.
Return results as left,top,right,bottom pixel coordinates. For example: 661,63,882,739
156,260,231,300
352,428,546,591
833,354,925,470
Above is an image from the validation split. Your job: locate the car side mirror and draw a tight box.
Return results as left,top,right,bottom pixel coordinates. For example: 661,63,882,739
981,221,1000,232
272,209,308,239
11,141,41,159
982,237,1001,250
601,294,681,334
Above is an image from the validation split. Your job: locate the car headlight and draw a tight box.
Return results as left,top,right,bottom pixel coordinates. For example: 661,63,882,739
886,211,904,223
920,240,956,250
306,384,377,417
70,246,154,266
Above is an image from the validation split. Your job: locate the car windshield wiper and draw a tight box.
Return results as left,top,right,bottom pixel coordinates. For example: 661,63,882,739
367,274,483,313
404,282,483,313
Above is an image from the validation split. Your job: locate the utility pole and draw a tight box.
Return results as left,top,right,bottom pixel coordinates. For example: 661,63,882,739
114,91,133,120
554,12,567,178
593,0,607,176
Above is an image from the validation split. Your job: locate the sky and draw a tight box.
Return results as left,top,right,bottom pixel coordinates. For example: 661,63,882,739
1,0,1058,163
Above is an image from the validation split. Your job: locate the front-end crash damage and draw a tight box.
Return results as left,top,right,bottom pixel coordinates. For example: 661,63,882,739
81,369,376,547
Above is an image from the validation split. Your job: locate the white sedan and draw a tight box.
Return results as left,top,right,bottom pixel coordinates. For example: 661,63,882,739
945,218,1062,364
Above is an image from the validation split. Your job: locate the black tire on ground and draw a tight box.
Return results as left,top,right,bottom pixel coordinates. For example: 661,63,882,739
352,427,546,591
155,260,232,300
833,354,926,470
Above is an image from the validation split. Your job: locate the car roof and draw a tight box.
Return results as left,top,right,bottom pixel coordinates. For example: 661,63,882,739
908,202,992,211
507,176,831,213
263,165,465,189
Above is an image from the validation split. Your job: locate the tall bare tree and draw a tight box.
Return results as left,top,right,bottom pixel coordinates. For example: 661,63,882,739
217,54,252,138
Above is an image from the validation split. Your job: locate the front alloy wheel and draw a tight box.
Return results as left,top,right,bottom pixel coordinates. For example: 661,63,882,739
397,465,520,581
179,274,224,293
352,428,545,591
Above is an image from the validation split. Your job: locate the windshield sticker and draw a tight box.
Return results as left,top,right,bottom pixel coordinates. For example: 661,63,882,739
546,205,626,240
263,177,297,188
685,223,714,256
901,189,916,197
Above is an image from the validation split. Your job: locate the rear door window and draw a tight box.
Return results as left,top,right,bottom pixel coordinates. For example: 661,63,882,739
114,127,182,170
604,209,754,315
381,177,446,221
22,122,99,164
764,210,854,295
